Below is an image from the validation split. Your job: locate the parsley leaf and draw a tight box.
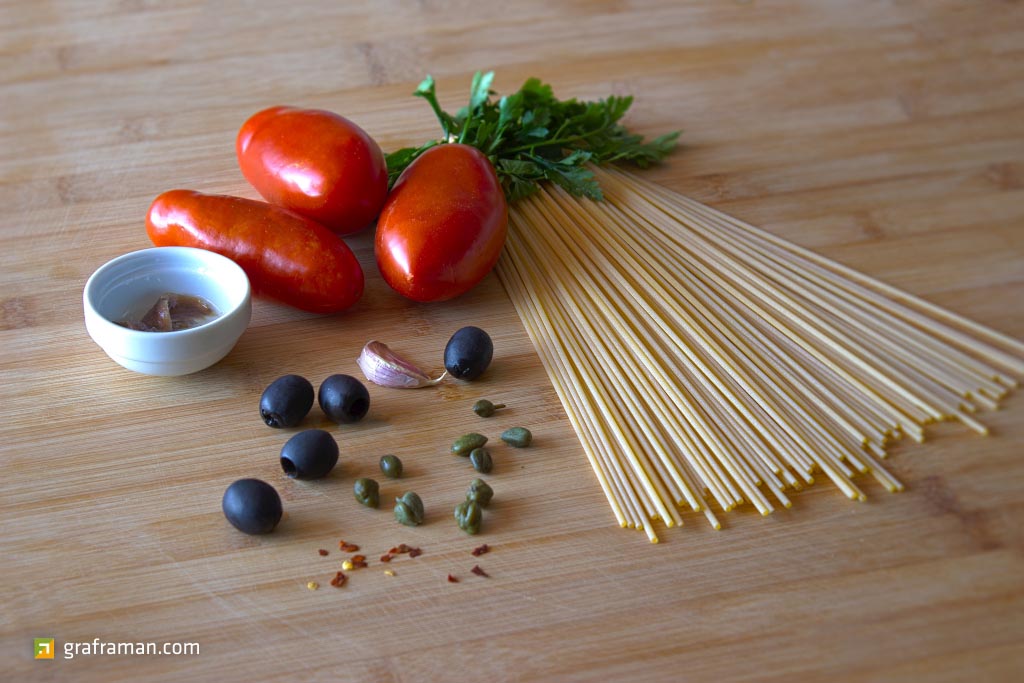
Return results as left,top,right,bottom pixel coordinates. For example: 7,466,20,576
386,71,680,202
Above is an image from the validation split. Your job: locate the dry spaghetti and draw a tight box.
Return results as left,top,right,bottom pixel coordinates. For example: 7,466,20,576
495,166,1023,542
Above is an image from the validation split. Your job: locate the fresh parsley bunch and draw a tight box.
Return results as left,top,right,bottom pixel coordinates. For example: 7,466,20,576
386,71,680,202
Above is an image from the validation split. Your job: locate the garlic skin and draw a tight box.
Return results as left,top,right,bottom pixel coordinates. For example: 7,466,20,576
356,340,446,388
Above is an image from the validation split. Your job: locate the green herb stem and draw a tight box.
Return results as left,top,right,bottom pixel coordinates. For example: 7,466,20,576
503,130,606,156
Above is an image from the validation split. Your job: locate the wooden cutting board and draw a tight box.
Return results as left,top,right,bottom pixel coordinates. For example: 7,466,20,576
3,1,1023,680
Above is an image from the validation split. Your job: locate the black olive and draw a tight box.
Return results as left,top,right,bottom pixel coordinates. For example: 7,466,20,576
222,478,282,535
259,374,314,428
318,374,370,424
280,429,339,479
444,326,493,380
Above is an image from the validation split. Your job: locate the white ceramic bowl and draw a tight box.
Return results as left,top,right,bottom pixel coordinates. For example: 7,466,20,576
83,247,252,376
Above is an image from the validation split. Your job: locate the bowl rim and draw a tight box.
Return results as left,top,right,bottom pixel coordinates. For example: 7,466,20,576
83,246,251,340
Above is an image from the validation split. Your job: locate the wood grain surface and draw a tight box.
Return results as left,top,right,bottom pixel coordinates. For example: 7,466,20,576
2,1,1023,681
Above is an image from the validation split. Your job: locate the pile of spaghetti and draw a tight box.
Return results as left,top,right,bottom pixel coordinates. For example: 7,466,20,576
389,73,1024,542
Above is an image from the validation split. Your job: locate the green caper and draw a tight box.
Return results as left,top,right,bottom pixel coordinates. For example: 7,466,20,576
472,399,505,417
452,432,488,456
454,499,482,535
353,478,380,508
469,447,493,474
394,491,425,526
500,427,532,448
379,454,403,479
466,478,494,508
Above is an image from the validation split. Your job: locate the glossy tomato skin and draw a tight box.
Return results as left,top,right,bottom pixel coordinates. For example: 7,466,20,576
237,106,388,236
146,190,364,314
375,144,508,302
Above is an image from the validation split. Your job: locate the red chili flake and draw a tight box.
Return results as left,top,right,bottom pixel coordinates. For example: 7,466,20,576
318,549,329,557
408,547,423,558
470,565,489,577
329,571,347,587
351,555,368,569
447,574,459,583
471,544,490,557
395,543,412,554
339,540,360,553
380,554,393,563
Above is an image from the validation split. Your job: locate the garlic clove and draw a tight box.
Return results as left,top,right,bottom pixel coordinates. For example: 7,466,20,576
356,340,446,389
